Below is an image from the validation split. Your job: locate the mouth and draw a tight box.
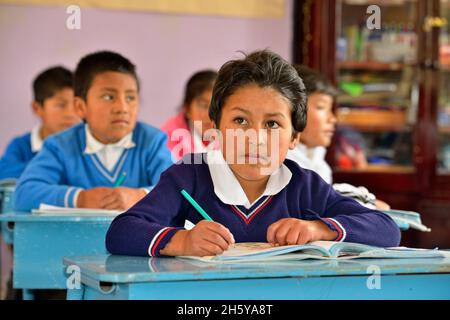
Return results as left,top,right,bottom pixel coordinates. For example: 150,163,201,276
241,154,269,164
111,120,129,125
324,130,335,137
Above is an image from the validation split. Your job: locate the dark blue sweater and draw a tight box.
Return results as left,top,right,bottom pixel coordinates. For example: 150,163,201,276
106,154,401,257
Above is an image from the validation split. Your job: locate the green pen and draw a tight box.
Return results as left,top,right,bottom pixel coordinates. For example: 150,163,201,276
114,172,126,187
181,189,214,221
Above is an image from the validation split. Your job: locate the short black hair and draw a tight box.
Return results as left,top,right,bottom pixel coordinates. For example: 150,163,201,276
209,50,307,133
293,65,338,97
183,70,217,106
32,66,73,104
74,51,139,101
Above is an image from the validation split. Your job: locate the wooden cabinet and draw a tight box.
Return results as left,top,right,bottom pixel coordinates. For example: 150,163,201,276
294,0,450,248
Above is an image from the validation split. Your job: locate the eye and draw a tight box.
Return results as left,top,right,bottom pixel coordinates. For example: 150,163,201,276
266,120,280,129
314,104,328,111
102,94,114,101
197,101,209,109
233,117,247,125
126,95,137,103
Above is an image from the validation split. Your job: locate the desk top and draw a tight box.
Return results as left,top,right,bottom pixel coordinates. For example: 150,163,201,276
63,254,450,284
0,186,15,192
0,213,115,222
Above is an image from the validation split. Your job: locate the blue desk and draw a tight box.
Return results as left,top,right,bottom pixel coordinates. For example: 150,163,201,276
0,186,15,244
63,255,450,300
0,213,114,300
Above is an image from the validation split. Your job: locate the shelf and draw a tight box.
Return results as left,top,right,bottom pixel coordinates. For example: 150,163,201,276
343,0,416,6
335,164,415,174
337,61,414,71
437,169,450,175
440,126,450,134
336,109,409,132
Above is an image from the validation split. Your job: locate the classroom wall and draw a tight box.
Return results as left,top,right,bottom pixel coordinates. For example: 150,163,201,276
0,2,293,152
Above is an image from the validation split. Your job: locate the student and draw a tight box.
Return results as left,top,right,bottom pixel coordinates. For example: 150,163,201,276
14,51,173,212
0,66,80,181
161,70,217,160
286,65,390,210
106,50,401,257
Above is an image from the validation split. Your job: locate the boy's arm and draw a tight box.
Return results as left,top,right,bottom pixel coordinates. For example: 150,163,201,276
105,164,189,257
305,173,401,247
0,138,30,180
14,141,83,211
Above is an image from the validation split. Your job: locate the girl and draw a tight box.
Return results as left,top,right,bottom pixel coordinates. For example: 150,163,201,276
106,50,400,257
161,70,217,160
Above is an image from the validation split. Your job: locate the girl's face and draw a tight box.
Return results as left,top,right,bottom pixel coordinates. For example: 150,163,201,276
300,92,336,147
218,84,299,182
185,89,213,136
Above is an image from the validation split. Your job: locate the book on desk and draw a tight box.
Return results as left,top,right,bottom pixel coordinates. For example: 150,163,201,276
179,240,450,264
31,203,122,216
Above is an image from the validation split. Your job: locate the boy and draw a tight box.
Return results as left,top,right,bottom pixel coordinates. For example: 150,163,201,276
106,50,401,257
287,65,390,210
0,66,79,180
14,51,173,211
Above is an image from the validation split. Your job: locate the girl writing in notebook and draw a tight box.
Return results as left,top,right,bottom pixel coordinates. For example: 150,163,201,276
106,50,401,257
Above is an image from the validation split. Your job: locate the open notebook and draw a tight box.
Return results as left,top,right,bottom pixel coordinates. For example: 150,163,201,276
179,241,450,263
31,204,122,216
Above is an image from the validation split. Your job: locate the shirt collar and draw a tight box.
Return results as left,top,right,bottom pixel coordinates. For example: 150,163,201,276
30,125,44,152
296,143,326,161
84,124,135,154
206,150,292,208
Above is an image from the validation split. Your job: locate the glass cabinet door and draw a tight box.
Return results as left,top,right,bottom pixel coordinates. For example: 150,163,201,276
438,0,450,175
334,0,418,174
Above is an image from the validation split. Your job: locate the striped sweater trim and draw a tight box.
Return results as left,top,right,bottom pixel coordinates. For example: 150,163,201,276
324,218,346,242
230,196,273,225
148,227,174,257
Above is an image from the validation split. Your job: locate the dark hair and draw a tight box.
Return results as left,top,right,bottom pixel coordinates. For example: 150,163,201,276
74,51,139,101
292,65,338,97
183,70,217,107
209,50,307,133
32,66,73,104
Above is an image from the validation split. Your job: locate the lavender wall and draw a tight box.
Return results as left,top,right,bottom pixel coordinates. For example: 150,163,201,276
0,2,293,152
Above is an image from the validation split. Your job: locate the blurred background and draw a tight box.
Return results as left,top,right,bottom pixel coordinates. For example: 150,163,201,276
0,0,449,248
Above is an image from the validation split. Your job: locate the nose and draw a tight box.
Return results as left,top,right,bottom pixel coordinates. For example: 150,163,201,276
65,103,80,122
328,111,337,125
111,94,130,114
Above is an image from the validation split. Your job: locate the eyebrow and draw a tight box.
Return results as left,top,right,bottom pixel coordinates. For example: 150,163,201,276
265,112,286,119
100,88,137,93
231,107,286,119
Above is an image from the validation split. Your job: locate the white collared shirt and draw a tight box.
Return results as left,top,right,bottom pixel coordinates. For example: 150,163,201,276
286,143,332,184
30,125,44,152
206,150,292,209
84,125,136,171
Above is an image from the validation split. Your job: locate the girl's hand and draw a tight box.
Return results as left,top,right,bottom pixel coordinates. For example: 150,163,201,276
161,220,235,256
267,218,338,246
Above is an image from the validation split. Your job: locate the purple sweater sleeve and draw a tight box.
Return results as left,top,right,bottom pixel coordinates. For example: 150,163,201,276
300,169,401,247
105,163,191,257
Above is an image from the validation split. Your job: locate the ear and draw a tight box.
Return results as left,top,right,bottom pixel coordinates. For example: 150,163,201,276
32,101,44,118
289,132,300,150
74,97,87,120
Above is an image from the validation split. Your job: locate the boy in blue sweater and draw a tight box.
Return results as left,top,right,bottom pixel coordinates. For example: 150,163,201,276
15,51,173,211
0,66,80,181
106,50,401,257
